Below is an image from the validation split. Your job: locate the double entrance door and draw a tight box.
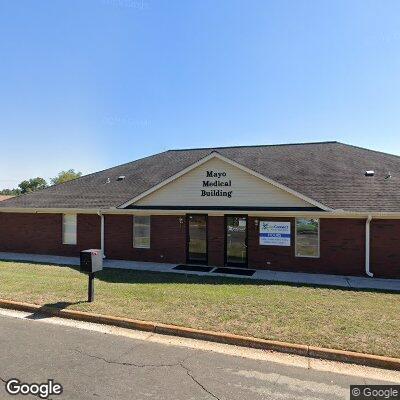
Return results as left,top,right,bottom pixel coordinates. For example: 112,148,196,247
186,214,248,267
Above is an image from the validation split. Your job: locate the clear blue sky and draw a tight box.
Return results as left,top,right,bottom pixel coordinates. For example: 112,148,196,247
1,0,400,189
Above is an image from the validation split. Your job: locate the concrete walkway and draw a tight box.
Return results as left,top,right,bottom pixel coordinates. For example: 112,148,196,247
1,252,399,292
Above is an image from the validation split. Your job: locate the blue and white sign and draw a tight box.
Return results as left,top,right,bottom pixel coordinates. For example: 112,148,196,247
259,221,291,246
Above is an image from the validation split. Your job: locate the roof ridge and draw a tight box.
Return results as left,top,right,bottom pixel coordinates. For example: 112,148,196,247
335,142,400,160
167,141,339,152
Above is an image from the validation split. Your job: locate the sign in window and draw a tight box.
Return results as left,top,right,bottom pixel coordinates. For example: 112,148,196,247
259,221,291,246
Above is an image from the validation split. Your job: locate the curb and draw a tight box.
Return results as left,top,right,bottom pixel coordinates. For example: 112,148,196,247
0,298,399,371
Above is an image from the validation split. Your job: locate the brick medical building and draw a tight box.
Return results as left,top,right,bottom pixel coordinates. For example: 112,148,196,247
1,142,399,278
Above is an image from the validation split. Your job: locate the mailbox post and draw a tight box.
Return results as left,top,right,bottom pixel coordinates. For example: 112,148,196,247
80,249,103,302
88,272,95,302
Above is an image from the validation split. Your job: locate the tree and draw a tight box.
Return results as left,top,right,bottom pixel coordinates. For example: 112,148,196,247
50,169,82,185
18,178,48,194
0,188,21,196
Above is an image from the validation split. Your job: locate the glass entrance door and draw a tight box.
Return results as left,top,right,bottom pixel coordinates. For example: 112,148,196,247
187,214,208,264
225,216,248,266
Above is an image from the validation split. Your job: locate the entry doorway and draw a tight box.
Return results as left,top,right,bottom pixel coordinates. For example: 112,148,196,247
186,214,208,264
225,215,248,267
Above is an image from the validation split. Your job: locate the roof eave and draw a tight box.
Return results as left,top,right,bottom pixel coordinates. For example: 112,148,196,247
2,206,400,218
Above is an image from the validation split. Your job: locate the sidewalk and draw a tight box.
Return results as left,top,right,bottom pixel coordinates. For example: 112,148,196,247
1,252,399,292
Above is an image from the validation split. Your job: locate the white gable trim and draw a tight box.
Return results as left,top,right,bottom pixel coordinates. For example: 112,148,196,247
119,152,333,211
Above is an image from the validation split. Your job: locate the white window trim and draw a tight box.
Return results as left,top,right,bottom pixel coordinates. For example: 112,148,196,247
295,217,320,258
133,215,151,249
62,214,77,245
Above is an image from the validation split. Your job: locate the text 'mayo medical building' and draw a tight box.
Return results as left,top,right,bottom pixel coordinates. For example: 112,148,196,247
1,141,399,278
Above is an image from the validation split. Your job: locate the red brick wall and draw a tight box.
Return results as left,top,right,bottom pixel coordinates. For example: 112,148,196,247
0,213,100,256
203,216,367,275
371,220,400,278
247,217,366,276
207,216,225,266
104,214,186,264
0,212,399,278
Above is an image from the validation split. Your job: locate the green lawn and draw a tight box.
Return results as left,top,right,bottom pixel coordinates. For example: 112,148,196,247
0,260,399,358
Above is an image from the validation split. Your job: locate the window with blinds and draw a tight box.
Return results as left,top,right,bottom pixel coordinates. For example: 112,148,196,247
133,216,151,248
62,214,77,245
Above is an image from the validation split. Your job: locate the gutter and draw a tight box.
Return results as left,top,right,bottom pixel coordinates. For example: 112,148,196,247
97,210,105,259
4,207,400,218
365,215,373,277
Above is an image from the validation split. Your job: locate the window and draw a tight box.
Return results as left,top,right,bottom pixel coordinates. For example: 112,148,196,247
295,218,319,258
133,216,151,248
63,214,77,245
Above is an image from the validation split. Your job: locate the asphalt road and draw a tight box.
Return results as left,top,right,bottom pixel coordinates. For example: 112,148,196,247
0,312,397,400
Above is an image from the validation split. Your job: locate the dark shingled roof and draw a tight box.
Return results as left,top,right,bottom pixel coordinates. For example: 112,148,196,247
1,141,400,212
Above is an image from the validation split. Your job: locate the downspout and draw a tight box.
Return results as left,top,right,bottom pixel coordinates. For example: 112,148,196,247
365,215,373,277
98,211,105,258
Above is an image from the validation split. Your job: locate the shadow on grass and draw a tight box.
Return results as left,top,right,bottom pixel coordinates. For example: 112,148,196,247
26,301,86,320
93,267,400,295
1,258,399,295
